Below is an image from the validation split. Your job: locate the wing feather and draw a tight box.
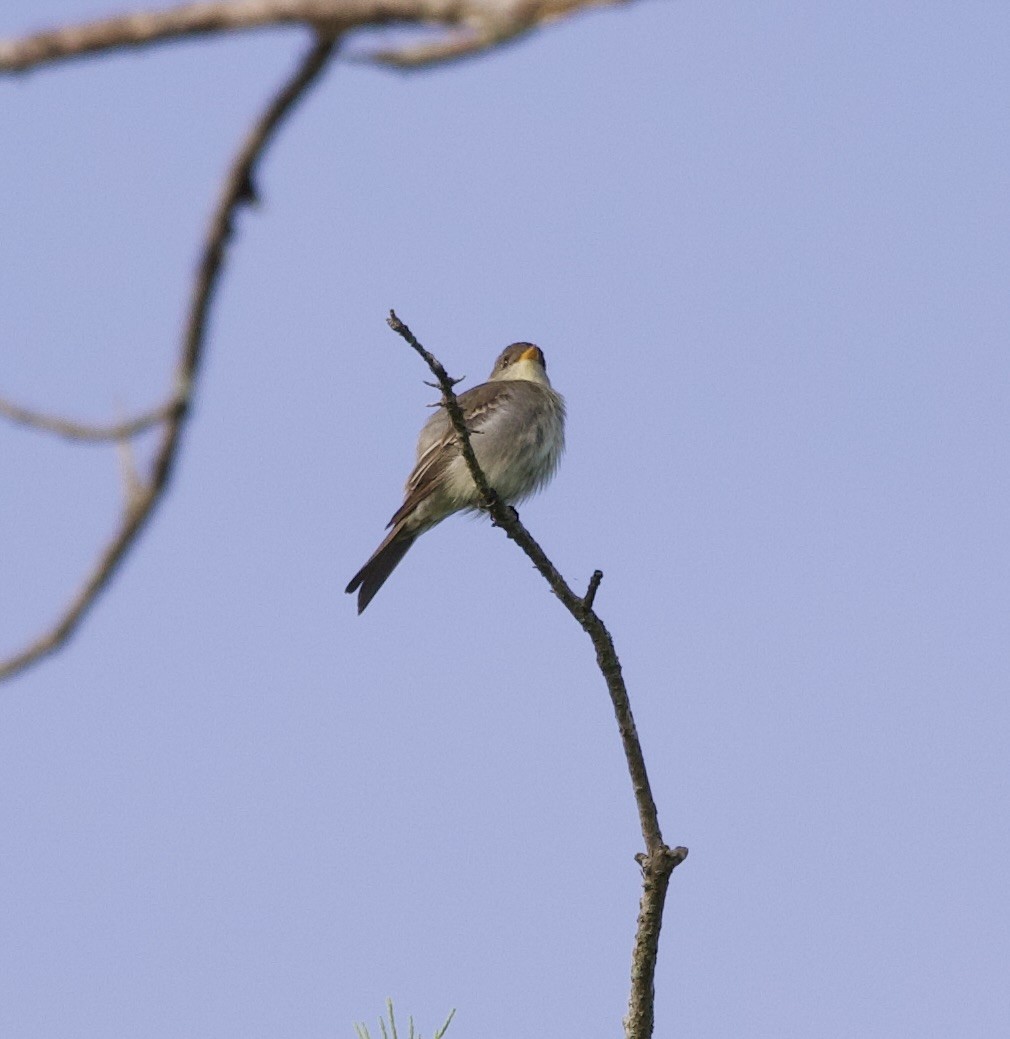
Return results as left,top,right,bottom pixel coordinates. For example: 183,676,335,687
386,382,515,529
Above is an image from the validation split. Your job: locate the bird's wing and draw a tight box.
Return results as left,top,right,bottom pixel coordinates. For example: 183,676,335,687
386,381,514,530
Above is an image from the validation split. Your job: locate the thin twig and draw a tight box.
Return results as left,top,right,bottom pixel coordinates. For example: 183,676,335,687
0,32,338,684
583,568,603,610
361,29,520,69
0,394,183,442
0,0,630,74
386,312,687,1039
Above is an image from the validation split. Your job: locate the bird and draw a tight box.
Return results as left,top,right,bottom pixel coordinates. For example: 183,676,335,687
346,342,565,613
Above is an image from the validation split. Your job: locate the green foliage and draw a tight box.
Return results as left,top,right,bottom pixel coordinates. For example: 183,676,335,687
354,998,456,1039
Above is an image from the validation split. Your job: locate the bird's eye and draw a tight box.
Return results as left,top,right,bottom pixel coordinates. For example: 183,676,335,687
500,356,510,367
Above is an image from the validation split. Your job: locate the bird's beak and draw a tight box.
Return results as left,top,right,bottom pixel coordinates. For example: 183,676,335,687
520,345,545,365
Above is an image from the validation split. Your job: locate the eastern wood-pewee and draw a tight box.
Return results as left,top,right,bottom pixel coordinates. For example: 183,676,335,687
346,342,566,612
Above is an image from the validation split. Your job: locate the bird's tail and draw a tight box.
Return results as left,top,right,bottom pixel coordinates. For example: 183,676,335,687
345,527,417,614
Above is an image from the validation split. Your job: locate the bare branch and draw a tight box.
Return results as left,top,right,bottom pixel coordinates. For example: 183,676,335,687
0,0,630,73
626,843,689,1038
0,394,183,443
0,31,338,684
386,313,687,1039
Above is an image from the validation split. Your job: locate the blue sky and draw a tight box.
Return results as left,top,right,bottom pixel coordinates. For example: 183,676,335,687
2,1,1009,1036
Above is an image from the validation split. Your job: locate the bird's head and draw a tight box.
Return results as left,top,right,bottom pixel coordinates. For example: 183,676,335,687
488,342,551,387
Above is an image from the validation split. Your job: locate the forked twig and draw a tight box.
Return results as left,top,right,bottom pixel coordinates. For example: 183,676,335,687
0,31,338,683
0,0,630,74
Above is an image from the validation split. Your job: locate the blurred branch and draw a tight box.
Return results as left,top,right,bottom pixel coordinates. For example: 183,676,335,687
0,0,630,74
363,28,517,68
0,394,184,443
0,31,338,684
386,312,687,1039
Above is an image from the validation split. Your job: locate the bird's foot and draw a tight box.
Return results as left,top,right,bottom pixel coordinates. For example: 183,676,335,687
488,499,519,527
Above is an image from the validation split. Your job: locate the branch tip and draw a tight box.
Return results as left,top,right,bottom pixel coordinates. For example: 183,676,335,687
583,569,603,609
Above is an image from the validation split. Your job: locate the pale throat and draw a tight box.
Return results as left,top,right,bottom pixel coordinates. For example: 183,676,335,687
493,358,553,388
